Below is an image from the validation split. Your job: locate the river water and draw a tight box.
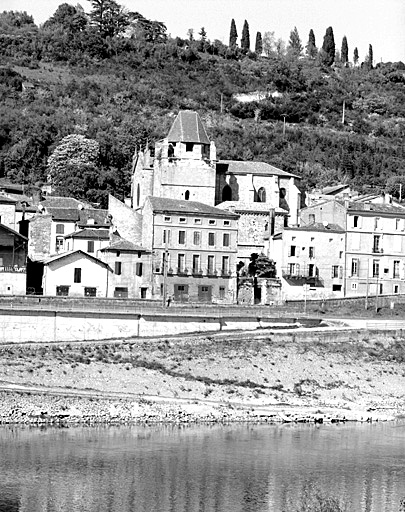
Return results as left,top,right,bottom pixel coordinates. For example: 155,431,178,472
0,422,404,512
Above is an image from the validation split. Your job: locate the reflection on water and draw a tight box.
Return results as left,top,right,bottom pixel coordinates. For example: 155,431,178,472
0,422,404,511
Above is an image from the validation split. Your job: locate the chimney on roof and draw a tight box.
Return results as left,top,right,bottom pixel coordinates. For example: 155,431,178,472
344,199,349,209
384,193,392,204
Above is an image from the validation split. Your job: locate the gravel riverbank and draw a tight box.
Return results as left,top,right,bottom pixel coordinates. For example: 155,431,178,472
0,327,404,425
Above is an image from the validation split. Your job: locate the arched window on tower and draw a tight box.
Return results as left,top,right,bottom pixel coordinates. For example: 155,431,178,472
255,187,266,203
137,184,140,207
222,184,232,202
185,190,190,200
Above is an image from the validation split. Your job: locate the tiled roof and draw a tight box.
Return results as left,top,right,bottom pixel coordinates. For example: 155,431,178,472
101,239,149,252
285,222,345,233
321,184,350,195
42,250,109,267
40,196,93,208
65,228,110,240
46,207,80,222
78,209,110,226
0,194,17,204
167,111,210,144
216,160,300,178
147,197,239,218
216,201,288,214
345,202,405,215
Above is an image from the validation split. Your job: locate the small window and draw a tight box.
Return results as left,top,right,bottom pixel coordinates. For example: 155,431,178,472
223,233,230,247
56,224,64,234
193,231,201,246
163,229,171,244
179,217,187,223
136,262,143,277
74,268,81,283
194,218,202,225
186,142,194,152
396,219,401,230
289,245,296,257
116,251,121,257
208,233,215,246
353,215,359,228
55,237,64,252
224,220,230,226
219,286,225,299
351,258,359,277
308,214,315,224
339,251,343,258
114,287,128,298
56,285,69,296
185,190,190,200
394,284,399,294
209,219,216,225
332,284,342,291
374,217,380,230
351,282,358,290
222,256,229,274
309,247,315,258
331,266,340,278
115,262,122,275
372,259,379,278
87,241,94,253
140,287,147,299
84,287,96,297
393,260,400,279
164,216,171,222
208,255,215,272
179,231,186,244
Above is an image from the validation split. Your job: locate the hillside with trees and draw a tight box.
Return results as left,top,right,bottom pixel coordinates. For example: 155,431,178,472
1,2,405,207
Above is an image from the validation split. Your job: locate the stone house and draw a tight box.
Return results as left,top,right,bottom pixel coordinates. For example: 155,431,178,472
271,223,346,300
99,239,152,299
301,199,405,297
42,250,110,297
0,224,28,295
142,196,239,303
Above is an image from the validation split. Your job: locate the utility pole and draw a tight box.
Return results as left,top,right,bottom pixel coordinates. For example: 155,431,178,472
220,93,224,114
282,114,287,137
375,275,379,313
342,100,345,124
365,273,369,310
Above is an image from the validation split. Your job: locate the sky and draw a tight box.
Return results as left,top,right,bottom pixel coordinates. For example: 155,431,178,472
7,0,405,63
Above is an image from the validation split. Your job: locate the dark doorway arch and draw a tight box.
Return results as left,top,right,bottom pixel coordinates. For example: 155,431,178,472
222,184,232,202
255,187,266,203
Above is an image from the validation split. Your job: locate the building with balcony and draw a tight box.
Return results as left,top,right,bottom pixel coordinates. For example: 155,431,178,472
271,222,345,300
142,196,239,303
301,199,405,297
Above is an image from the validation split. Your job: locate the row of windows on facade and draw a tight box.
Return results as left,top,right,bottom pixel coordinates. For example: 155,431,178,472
285,263,343,278
68,263,144,281
351,216,405,230
163,216,231,226
350,258,403,279
56,286,148,298
163,230,231,247
161,283,227,300
161,254,230,274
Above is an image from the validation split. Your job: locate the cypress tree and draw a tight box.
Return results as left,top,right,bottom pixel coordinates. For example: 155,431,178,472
368,44,373,69
341,36,348,64
241,19,250,53
288,26,303,56
353,47,359,66
321,26,335,66
306,29,317,58
255,31,263,55
229,18,237,47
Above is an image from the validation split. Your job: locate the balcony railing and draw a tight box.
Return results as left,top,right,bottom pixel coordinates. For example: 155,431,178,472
0,266,26,273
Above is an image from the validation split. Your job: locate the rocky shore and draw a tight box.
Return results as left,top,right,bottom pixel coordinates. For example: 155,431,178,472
0,327,404,426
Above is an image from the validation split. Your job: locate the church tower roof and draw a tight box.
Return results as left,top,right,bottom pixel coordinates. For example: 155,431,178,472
167,111,210,144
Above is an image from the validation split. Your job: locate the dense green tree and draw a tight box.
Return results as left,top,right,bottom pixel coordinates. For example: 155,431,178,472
43,3,87,32
367,44,373,69
255,31,262,55
341,36,348,65
321,26,335,66
306,29,317,59
88,0,129,38
229,18,237,48
353,47,359,66
262,31,275,56
288,26,303,56
240,20,250,53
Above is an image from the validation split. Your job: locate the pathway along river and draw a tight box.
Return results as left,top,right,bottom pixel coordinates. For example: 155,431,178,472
0,422,405,511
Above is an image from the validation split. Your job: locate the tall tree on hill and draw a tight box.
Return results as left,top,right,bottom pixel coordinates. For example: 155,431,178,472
255,31,263,55
229,18,237,47
353,47,359,66
241,19,250,53
89,0,129,38
43,3,87,32
306,29,317,58
288,26,303,56
321,26,335,66
367,44,374,69
341,36,348,65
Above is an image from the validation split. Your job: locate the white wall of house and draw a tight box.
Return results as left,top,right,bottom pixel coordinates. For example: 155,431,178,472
42,253,110,297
